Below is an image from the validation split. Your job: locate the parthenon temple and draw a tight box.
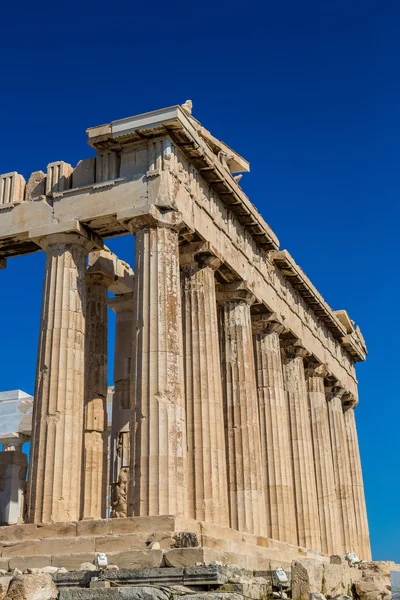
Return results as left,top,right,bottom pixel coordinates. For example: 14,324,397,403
0,102,371,571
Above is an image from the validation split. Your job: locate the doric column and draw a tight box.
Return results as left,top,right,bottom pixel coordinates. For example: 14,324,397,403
305,361,341,555
344,399,372,560
327,386,358,553
217,283,266,536
180,246,229,526
82,264,112,520
126,209,187,517
28,232,95,523
252,315,297,544
282,343,321,551
0,440,28,525
108,293,133,519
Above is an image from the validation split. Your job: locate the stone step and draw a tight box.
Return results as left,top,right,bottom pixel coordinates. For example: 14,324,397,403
2,546,295,573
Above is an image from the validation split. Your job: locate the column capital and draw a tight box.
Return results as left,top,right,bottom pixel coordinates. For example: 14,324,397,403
304,360,329,380
343,393,358,411
252,313,285,336
108,293,133,313
180,241,223,271
216,281,255,306
281,340,309,360
326,385,347,402
120,205,183,235
29,220,103,252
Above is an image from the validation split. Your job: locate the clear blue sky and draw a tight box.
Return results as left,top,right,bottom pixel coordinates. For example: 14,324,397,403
0,0,398,561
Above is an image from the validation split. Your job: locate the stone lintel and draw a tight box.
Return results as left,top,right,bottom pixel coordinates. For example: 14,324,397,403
0,257,6,269
216,281,255,305
179,240,223,270
118,204,183,234
28,220,103,252
107,293,133,314
251,312,285,335
88,248,134,295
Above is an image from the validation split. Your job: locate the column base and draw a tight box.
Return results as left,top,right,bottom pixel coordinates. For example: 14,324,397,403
0,516,329,572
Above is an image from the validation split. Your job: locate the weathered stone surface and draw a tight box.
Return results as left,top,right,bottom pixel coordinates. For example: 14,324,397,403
4,573,57,600
164,548,222,568
0,577,11,600
25,172,46,201
291,559,324,600
355,578,391,600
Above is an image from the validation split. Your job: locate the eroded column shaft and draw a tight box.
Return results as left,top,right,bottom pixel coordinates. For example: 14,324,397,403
218,287,266,535
82,273,109,520
344,406,372,560
28,233,92,523
253,319,297,543
306,364,341,555
283,346,321,550
128,214,187,516
181,258,229,526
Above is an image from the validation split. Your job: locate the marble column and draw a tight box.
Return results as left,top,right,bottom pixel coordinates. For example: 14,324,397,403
0,440,28,525
181,251,229,526
344,400,372,560
28,232,94,523
82,270,111,520
252,315,297,544
306,361,341,555
217,283,266,536
282,344,321,550
108,293,133,519
327,386,358,554
127,210,187,517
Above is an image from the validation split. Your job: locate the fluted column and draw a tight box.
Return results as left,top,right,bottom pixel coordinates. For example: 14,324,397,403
127,209,187,517
283,344,321,550
108,293,133,519
181,250,229,526
327,386,358,553
344,400,372,560
0,440,28,525
82,270,111,520
252,315,297,544
306,361,341,555
217,283,266,536
28,232,94,523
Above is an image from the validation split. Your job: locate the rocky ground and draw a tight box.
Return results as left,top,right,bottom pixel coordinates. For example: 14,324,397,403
0,558,398,599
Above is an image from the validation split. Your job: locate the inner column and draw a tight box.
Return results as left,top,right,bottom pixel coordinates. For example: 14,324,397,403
27,232,94,523
108,293,133,519
180,249,229,526
217,283,266,536
127,210,187,517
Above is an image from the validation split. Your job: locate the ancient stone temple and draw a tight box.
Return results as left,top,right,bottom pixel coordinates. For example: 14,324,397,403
0,102,371,571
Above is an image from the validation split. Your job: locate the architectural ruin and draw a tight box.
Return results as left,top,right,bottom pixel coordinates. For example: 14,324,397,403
0,102,371,571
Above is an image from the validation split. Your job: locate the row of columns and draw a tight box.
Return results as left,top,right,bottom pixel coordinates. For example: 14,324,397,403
25,210,371,561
